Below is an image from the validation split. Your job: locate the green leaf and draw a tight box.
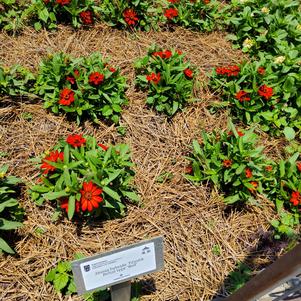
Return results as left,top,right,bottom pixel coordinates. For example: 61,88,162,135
45,269,56,282
68,196,75,220
121,190,140,203
43,190,69,200
103,186,121,201
53,273,69,292
0,237,15,254
284,127,295,141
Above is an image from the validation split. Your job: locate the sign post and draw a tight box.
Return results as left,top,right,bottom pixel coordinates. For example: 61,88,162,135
71,237,164,300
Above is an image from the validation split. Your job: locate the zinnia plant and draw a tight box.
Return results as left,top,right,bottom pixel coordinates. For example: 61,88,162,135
96,0,161,31
135,46,196,116
162,0,221,31
209,60,301,138
0,165,24,254
31,0,96,29
30,134,140,220
184,120,277,204
35,52,128,125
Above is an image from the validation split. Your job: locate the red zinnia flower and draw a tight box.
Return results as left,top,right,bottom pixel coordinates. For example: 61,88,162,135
185,166,193,174
203,0,210,3
164,8,178,19
257,67,265,75
153,50,172,59
265,165,273,172
184,68,193,79
109,67,116,73
56,0,70,5
176,50,183,55
79,10,93,25
66,76,76,85
89,72,104,86
123,8,139,26
80,181,103,212
74,69,80,77
216,65,240,77
98,143,108,151
66,134,86,147
41,150,64,174
290,191,301,206
235,90,251,102
60,198,80,214
258,85,273,100
146,72,161,85
248,181,258,192
59,88,75,106
223,159,232,168
245,168,252,178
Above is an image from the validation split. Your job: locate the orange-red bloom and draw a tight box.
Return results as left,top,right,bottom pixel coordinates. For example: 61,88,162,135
184,68,193,78
223,159,232,168
216,65,240,77
79,10,93,25
59,88,75,106
123,8,139,26
245,168,252,178
258,85,273,100
164,8,178,19
290,191,301,206
297,162,301,172
41,150,64,174
153,50,172,59
265,165,273,172
80,181,103,212
146,72,161,84
89,72,104,86
56,0,70,5
248,181,258,192
228,130,244,137
66,134,86,147
235,90,250,102
257,67,265,75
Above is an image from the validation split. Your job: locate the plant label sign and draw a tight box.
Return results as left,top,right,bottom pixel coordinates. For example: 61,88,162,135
71,236,164,295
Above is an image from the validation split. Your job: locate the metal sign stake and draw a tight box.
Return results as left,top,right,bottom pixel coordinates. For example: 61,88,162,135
111,281,131,301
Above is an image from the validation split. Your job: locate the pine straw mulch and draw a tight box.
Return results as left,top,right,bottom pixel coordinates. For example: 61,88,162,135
0,25,285,301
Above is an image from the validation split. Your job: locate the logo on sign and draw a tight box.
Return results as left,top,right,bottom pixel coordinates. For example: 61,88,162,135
142,247,151,254
84,265,91,272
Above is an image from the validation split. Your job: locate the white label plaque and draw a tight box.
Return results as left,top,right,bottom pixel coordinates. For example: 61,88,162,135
72,237,164,294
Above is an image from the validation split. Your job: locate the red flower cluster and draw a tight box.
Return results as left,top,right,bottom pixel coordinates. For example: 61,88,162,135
56,0,70,5
223,159,232,168
66,134,86,147
257,67,265,75
123,8,139,26
164,8,178,19
109,67,116,73
184,68,193,79
89,72,104,86
66,75,76,85
245,168,253,178
153,50,172,59
59,88,75,106
297,163,301,172
235,90,250,102
290,191,301,206
258,84,273,100
146,72,161,84
41,150,64,174
79,10,93,25
80,181,103,212
216,65,240,77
